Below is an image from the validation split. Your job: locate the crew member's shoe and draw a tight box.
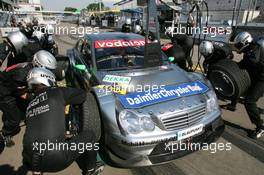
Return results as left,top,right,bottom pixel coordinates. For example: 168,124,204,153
0,134,5,154
220,103,236,112
258,107,264,114
2,126,21,137
4,135,15,147
1,126,20,147
86,162,105,175
253,129,264,139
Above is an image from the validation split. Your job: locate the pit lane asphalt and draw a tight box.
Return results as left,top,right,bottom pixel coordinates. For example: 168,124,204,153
0,30,264,175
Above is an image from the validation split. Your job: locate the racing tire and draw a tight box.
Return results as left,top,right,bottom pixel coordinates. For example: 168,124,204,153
207,59,251,100
80,92,101,142
54,55,69,81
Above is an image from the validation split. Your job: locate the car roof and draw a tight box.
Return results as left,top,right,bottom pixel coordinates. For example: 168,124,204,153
85,32,145,41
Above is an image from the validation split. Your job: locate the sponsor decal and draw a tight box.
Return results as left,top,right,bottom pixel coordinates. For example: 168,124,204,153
95,39,145,49
177,124,204,141
103,75,131,85
118,81,209,109
162,43,173,51
26,92,50,118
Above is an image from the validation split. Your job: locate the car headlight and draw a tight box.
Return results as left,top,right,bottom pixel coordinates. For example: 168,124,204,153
141,117,155,132
206,91,219,113
119,110,155,134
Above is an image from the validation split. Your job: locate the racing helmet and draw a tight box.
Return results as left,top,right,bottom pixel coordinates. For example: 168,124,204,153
187,0,204,5
165,27,173,36
194,0,203,4
199,41,214,57
32,30,44,41
125,18,132,25
234,32,253,53
46,24,54,35
27,67,56,89
7,31,29,54
257,39,264,48
134,25,142,34
32,50,57,70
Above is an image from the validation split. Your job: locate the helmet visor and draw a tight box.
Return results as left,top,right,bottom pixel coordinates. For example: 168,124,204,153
234,42,245,52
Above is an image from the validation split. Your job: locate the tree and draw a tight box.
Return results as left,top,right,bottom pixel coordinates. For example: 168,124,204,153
64,7,77,12
87,2,104,11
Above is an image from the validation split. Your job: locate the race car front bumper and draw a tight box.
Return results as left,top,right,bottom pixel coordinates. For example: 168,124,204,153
102,116,225,168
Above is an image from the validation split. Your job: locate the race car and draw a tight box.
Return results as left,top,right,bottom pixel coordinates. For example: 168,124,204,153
66,32,224,168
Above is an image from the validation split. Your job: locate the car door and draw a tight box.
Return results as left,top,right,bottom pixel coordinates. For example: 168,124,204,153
70,39,92,90
82,38,99,87
81,38,93,68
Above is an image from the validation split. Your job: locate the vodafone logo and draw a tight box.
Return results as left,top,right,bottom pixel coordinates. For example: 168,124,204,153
95,39,145,49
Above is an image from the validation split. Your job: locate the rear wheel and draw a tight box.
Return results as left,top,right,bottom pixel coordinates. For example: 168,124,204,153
207,59,251,100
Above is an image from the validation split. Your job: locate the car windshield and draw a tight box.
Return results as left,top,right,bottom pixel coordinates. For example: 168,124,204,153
95,46,145,70
94,39,168,70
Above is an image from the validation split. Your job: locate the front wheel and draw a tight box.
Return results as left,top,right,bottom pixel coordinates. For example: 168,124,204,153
66,92,101,142
207,59,251,100
80,92,101,141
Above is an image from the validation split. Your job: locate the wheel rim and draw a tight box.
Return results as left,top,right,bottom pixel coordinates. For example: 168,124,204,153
209,70,236,98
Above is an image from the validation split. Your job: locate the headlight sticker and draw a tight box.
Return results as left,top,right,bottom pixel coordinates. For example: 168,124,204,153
118,81,209,109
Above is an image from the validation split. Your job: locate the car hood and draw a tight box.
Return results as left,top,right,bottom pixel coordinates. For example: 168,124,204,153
92,64,212,135
95,64,194,90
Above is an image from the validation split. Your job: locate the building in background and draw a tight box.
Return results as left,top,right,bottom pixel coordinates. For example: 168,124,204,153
0,0,18,11
113,0,263,25
17,0,42,11
113,0,137,10
205,0,262,24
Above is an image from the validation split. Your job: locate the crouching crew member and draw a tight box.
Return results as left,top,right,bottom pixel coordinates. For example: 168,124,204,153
0,50,57,154
22,68,104,175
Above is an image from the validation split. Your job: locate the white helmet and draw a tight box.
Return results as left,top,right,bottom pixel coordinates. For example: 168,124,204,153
194,0,203,4
134,25,142,34
27,67,56,89
199,41,214,57
165,27,174,36
7,31,29,54
46,24,54,35
126,18,132,25
32,50,57,70
257,39,264,48
188,0,204,5
32,30,44,41
234,32,253,53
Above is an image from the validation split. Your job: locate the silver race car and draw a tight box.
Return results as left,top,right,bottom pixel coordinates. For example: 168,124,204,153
67,32,224,168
